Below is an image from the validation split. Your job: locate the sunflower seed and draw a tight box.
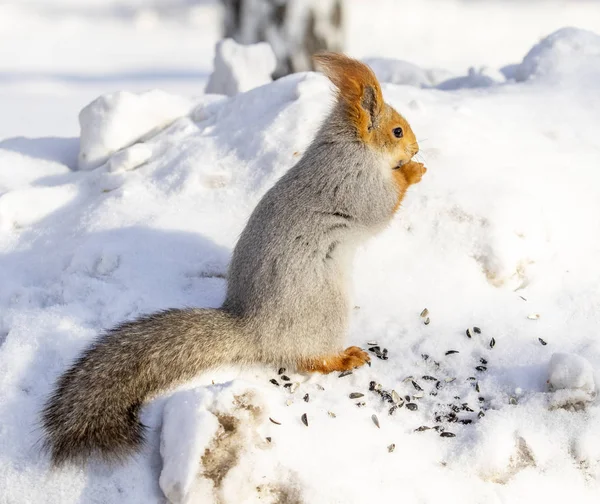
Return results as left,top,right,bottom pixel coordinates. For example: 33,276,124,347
440,432,456,438
473,326,481,334
467,376,476,381
389,405,398,415
280,375,291,381
388,443,396,453
356,402,366,407
412,380,423,391
478,411,485,419
266,437,272,443
475,383,480,393
459,419,473,425
424,317,431,325
316,384,325,391
476,366,487,372
369,381,376,391
538,338,547,346
349,392,364,399
433,425,445,432
285,400,293,406
367,341,378,346
405,395,411,402
303,393,310,402
509,396,518,405
527,313,540,320
462,405,474,412
290,382,300,393
420,308,429,317
422,375,437,381
445,350,459,355
480,358,488,365
435,381,442,390
339,370,353,378
444,377,456,383
406,403,418,411
466,328,472,338
283,383,292,389
328,411,336,418
478,396,485,402
391,390,402,404
372,414,380,428
450,405,460,413
270,379,279,386
278,368,286,375
301,413,308,426
368,346,381,353
422,354,429,361
489,338,496,348
415,426,430,432
269,417,281,425
412,392,424,399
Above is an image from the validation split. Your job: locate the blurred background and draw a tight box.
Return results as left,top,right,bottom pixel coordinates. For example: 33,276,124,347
1,0,599,138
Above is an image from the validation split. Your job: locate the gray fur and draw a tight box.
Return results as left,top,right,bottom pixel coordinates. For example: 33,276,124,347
42,100,399,465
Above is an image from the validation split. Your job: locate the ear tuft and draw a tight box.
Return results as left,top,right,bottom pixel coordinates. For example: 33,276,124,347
313,52,384,138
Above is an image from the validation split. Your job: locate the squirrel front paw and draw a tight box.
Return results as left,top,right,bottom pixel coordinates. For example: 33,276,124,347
400,161,427,185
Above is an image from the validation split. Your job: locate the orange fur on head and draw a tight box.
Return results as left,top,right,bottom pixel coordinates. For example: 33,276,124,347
313,52,384,139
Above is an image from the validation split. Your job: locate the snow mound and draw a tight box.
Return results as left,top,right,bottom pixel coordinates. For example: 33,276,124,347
78,90,193,171
205,38,276,96
364,57,453,88
516,27,600,82
548,353,596,409
436,66,506,90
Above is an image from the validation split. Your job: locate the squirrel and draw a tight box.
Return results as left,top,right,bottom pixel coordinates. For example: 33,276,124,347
41,52,426,466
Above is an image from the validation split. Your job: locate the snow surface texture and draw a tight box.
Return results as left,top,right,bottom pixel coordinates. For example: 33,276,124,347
205,38,276,96
1,5,600,504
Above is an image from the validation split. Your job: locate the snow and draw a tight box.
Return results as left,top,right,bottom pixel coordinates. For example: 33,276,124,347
205,39,276,96
1,1,600,503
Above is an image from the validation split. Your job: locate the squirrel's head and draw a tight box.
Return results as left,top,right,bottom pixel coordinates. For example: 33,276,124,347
313,52,419,171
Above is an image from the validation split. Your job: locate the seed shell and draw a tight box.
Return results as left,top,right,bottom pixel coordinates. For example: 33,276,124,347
339,370,353,378
445,350,459,355
349,392,364,399
388,443,396,453
490,338,496,348
440,432,456,438
420,308,429,318
539,338,548,346
269,417,281,425
303,393,310,402
372,414,380,428
301,413,308,426
406,403,418,411
270,379,279,386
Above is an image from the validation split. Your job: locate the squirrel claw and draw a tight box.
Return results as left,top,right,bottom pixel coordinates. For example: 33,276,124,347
401,161,427,185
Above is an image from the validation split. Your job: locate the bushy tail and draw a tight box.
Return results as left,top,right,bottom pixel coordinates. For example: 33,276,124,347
42,308,248,465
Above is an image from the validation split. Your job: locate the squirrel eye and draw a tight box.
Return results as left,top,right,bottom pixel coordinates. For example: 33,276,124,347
393,127,404,138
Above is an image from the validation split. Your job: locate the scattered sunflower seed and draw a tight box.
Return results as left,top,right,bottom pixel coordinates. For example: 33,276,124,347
466,328,472,338
403,375,415,383
478,396,485,403
433,425,445,432
372,414,380,428
270,379,279,386
453,396,461,400
478,411,485,419
301,413,308,426
527,313,540,320
424,317,431,325
415,426,430,432
389,405,398,415
476,366,487,372
489,338,496,349
538,338,547,346
369,381,376,391
405,395,411,402
316,384,325,391
349,392,364,399
520,295,527,301
280,375,291,382
328,411,336,418
412,380,423,391
266,437,272,443
444,377,456,383
290,382,300,393
368,346,381,353
435,381,442,390
412,392,424,399
445,350,459,355
422,354,429,361
391,390,402,404
367,341,378,346
303,393,310,402
459,419,473,425
285,400,293,406
422,375,437,381
420,308,429,318
440,432,456,438
388,443,396,453
509,396,518,405
356,402,366,407
475,383,480,393
269,417,281,425
473,327,481,334
462,405,474,412
339,370,353,378
480,358,488,365
278,368,286,375
406,403,418,411
467,376,476,381
450,405,460,413
283,383,292,389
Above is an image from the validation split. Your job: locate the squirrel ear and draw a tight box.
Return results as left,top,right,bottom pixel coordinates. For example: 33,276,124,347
313,52,384,137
